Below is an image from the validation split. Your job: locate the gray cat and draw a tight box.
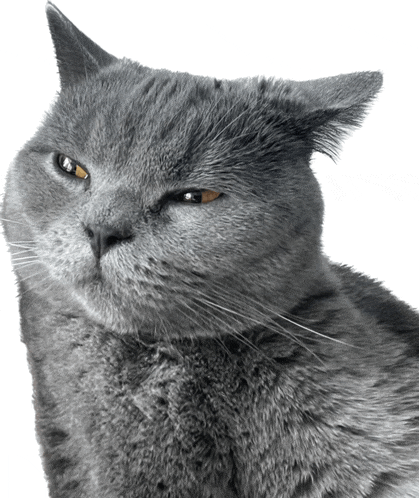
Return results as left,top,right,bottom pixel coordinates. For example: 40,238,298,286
2,2,419,497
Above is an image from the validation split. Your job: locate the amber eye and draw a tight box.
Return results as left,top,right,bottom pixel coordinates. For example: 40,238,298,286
57,154,89,180
176,190,221,204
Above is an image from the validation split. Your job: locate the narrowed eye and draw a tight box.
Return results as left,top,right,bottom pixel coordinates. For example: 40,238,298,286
174,190,222,204
57,154,89,180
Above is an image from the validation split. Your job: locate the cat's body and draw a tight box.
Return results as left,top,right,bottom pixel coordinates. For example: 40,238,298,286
2,3,419,497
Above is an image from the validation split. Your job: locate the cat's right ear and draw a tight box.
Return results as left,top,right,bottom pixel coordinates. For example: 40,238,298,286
46,2,117,88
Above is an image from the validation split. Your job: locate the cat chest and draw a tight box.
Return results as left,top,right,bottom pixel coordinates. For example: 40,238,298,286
83,344,285,496
80,342,400,497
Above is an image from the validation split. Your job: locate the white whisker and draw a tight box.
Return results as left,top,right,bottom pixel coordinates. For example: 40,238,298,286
187,296,274,358
177,280,348,365
11,255,39,261
173,302,204,334
7,239,35,243
18,269,47,284
207,284,355,348
8,242,36,250
10,249,36,256
0,217,27,226
19,274,52,296
275,322,326,366
12,263,41,272
196,296,250,321
275,314,354,347
12,261,40,268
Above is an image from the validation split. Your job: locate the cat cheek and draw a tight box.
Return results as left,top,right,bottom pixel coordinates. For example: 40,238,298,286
39,228,92,278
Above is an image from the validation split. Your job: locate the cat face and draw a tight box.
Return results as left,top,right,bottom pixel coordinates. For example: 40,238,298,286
2,3,382,339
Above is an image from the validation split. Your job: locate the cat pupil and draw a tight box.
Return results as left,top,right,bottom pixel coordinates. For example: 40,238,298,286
178,190,221,204
60,155,74,173
183,191,201,203
57,154,89,180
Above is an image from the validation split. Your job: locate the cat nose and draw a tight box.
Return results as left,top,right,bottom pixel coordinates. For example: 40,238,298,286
85,223,133,260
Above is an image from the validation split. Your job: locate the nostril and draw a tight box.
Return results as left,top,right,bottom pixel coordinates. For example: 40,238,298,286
105,235,120,248
84,223,133,260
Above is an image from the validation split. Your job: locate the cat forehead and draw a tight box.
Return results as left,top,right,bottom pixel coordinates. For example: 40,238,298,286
44,54,383,187
56,61,291,123
48,62,298,181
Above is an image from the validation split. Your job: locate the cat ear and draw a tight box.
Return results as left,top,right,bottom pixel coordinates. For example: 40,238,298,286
292,72,383,160
46,2,117,88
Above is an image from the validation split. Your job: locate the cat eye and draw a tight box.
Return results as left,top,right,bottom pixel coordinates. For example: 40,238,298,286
57,154,89,180
174,190,221,204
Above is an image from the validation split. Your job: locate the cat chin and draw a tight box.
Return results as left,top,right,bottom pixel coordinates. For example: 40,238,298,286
69,279,240,339
73,296,221,339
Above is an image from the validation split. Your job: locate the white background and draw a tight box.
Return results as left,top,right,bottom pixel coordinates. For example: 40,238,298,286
1,1,418,496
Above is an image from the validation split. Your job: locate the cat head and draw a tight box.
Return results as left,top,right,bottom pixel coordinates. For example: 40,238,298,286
2,2,383,338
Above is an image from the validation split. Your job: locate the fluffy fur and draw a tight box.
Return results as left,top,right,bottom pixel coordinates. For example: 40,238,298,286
2,2,419,497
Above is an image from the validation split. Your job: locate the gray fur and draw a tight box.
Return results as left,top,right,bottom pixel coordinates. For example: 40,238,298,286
2,2,419,497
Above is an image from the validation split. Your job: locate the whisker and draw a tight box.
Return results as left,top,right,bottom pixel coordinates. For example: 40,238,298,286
195,296,250,321
0,217,28,226
188,296,272,358
12,261,40,268
7,242,37,250
173,302,204,335
213,336,234,359
183,283,346,363
19,273,52,296
177,295,237,335
187,294,244,330
273,313,354,348
18,269,48,284
171,299,240,355
11,255,39,261
207,284,355,348
275,322,326,366
9,249,36,256
7,240,36,244
199,297,287,350
174,294,235,339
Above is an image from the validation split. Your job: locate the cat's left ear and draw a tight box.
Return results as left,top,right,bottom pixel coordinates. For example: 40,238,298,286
291,71,383,160
46,2,117,88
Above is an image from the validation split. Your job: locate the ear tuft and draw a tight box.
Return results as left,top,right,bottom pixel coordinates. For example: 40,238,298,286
291,72,383,161
46,2,117,88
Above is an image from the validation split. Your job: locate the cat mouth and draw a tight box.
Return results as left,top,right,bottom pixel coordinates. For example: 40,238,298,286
71,261,104,287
